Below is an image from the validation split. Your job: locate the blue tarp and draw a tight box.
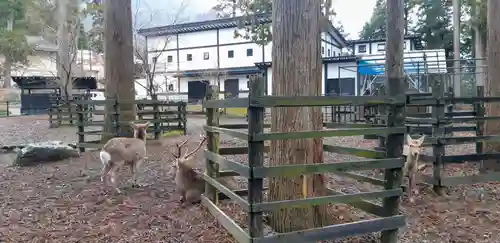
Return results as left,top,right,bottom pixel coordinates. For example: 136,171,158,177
358,60,424,75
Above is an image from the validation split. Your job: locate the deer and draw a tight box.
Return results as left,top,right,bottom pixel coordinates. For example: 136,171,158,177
403,134,427,203
168,135,238,204
168,135,208,204
99,121,150,194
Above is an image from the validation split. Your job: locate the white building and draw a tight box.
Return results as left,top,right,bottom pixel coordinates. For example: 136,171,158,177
139,14,347,102
138,15,446,100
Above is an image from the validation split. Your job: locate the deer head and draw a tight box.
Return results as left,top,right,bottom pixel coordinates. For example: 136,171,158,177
406,134,425,157
168,135,208,175
130,122,150,141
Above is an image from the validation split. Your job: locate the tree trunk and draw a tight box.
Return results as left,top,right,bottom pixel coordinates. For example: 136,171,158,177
484,0,500,171
268,0,327,232
3,11,14,88
3,58,11,89
381,0,405,241
473,0,485,87
452,0,461,96
57,0,73,100
104,0,136,137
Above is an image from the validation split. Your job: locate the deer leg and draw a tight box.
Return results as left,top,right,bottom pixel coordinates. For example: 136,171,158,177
109,164,122,194
131,159,144,188
408,166,418,203
100,163,112,185
179,189,186,203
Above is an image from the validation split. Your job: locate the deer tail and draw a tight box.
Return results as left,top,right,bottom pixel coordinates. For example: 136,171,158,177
100,150,111,166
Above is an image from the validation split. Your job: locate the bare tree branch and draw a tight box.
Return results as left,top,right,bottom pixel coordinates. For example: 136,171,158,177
132,0,189,98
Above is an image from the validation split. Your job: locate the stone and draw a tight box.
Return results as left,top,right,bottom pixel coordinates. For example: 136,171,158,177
14,141,80,166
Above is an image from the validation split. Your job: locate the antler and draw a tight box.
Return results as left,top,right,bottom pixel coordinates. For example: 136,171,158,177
172,137,191,158
183,135,208,159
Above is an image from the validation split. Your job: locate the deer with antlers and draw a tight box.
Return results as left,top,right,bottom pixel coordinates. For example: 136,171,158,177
168,135,239,204
403,134,428,203
99,122,150,194
169,135,208,204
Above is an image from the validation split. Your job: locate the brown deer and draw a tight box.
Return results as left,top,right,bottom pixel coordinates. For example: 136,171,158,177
403,134,427,203
169,135,208,204
99,122,150,194
168,135,240,204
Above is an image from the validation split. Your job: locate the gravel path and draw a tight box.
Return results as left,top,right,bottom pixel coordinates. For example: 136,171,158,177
0,115,499,242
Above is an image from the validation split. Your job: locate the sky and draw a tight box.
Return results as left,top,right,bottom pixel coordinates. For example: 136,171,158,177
130,0,377,39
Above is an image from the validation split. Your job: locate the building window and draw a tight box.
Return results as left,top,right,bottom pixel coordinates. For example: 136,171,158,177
358,45,366,53
228,50,234,58
404,42,407,49
187,54,192,61
203,52,209,60
167,55,173,63
321,46,324,54
246,48,253,56
333,51,336,56
168,84,174,91
152,57,158,63
377,43,385,51
327,49,331,56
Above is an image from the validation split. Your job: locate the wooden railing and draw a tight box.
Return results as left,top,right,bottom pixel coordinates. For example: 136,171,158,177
200,76,405,243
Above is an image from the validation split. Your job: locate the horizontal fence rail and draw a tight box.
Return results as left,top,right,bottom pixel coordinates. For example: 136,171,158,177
46,98,188,151
201,76,406,243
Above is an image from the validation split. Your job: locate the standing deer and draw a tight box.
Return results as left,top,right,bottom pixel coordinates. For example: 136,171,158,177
404,134,427,203
99,122,150,194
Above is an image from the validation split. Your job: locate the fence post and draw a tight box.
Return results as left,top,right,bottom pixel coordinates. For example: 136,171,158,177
476,86,485,173
49,106,54,127
177,103,182,129
247,75,264,238
205,85,220,203
182,102,187,135
153,100,160,139
68,99,74,125
445,86,454,136
76,102,85,153
113,99,120,136
56,97,62,126
431,78,445,195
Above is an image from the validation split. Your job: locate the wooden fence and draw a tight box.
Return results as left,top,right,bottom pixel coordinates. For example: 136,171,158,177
201,76,405,243
69,99,187,151
404,83,500,193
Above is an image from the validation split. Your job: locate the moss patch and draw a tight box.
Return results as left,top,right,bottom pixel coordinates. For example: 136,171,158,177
225,108,247,117
146,130,184,139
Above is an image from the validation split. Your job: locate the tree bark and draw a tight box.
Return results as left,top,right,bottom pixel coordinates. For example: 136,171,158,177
3,58,11,89
268,0,327,232
381,0,405,242
57,0,74,100
473,0,485,87
104,0,136,137
2,11,13,88
484,0,500,171
452,0,461,96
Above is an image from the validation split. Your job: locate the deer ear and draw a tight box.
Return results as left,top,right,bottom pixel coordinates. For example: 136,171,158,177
406,134,412,144
416,134,426,146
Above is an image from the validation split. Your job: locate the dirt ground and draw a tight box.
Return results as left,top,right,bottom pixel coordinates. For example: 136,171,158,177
0,115,500,242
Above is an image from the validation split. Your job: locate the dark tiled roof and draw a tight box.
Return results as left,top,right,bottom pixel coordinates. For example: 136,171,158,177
138,14,272,37
138,13,348,47
347,35,423,50
12,76,97,89
255,56,358,68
